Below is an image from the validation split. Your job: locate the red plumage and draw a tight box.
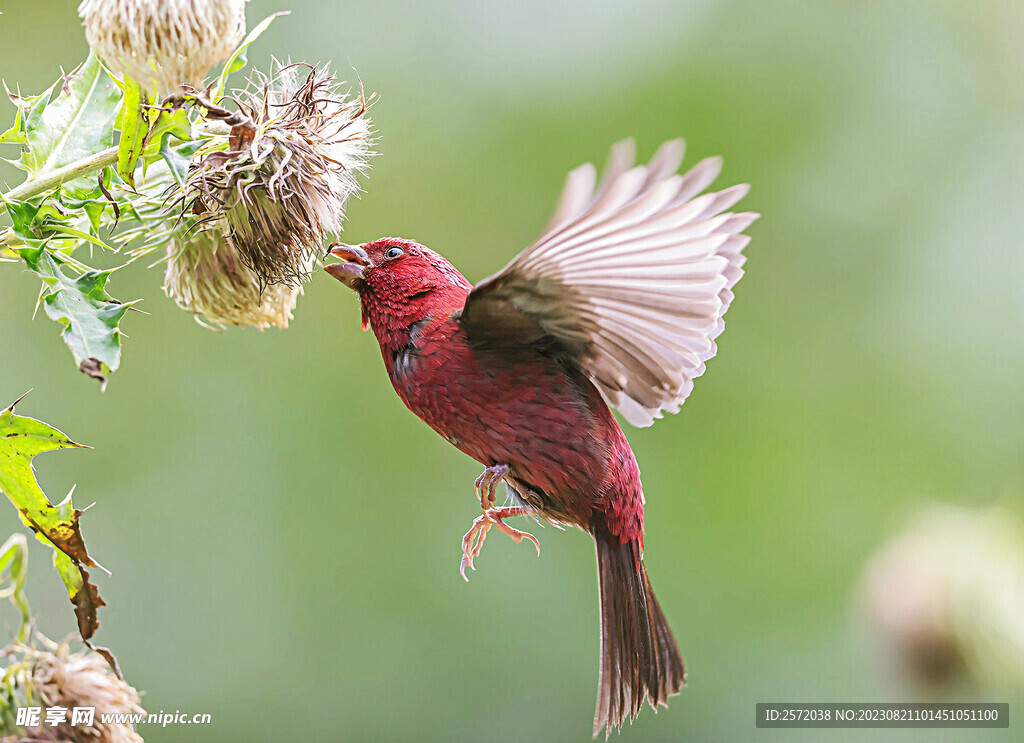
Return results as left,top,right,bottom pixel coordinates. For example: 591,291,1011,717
358,246,644,543
325,140,756,736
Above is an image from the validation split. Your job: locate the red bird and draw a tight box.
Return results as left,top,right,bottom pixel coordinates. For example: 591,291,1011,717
325,139,756,736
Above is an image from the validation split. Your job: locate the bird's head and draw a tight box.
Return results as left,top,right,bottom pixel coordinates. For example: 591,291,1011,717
325,237,472,339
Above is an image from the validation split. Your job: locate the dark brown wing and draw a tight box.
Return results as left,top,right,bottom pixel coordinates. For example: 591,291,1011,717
461,139,757,427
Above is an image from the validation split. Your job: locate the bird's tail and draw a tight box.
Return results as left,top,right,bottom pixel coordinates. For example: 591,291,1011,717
591,518,685,738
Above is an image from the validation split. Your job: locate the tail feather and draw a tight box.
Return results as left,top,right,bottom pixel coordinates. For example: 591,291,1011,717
592,523,685,738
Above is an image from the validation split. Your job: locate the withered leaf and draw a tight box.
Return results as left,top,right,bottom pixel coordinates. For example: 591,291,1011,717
0,393,106,641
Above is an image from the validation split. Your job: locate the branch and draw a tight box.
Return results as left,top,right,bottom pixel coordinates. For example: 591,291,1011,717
2,146,118,204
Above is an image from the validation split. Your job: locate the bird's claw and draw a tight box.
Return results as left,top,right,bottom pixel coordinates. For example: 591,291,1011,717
474,464,510,509
461,464,540,580
460,506,541,581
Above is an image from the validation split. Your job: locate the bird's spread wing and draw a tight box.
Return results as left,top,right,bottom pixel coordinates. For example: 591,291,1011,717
460,139,758,428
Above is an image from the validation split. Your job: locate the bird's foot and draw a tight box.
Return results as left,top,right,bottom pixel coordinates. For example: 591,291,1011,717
474,463,510,509
460,506,541,581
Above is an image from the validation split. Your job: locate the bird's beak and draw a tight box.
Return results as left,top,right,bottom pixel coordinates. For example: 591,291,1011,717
324,243,372,288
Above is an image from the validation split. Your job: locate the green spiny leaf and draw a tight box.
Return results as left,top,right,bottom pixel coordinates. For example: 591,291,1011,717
18,249,135,388
5,200,41,238
42,220,115,252
21,53,121,191
143,107,191,158
0,81,46,150
0,91,25,145
160,137,202,189
83,200,105,233
0,395,105,639
116,77,147,189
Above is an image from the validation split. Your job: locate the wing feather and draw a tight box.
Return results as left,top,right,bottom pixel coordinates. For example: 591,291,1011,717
463,139,758,427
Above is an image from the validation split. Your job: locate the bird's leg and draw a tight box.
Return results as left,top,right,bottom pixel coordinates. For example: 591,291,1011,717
460,464,541,581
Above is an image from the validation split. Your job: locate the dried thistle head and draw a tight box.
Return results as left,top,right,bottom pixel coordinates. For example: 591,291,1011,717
78,0,246,92
859,504,1024,691
185,62,374,290
4,640,144,743
164,222,304,329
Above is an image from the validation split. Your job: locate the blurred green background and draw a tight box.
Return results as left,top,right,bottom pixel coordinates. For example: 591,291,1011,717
1,0,1022,741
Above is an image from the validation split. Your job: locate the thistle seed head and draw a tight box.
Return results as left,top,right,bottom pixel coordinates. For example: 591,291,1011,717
164,223,304,329
185,62,374,289
5,640,145,743
859,504,1024,690
78,0,246,91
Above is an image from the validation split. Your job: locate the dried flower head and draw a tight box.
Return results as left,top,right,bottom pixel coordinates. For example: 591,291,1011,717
185,62,374,289
859,504,1024,691
78,0,246,92
3,639,144,743
164,222,305,329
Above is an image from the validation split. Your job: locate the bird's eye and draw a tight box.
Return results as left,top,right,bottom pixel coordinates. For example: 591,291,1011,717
384,246,404,260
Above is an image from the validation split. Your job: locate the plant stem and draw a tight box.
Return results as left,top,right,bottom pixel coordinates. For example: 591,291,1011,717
2,147,118,204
